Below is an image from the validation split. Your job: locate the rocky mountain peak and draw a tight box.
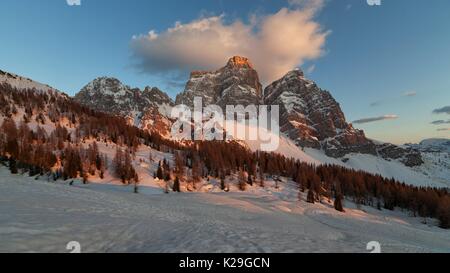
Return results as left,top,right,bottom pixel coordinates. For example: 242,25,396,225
176,56,262,108
285,68,305,78
225,56,254,69
264,69,377,156
83,77,132,97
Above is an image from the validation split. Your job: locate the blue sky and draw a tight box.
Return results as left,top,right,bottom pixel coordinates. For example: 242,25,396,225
1,0,449,144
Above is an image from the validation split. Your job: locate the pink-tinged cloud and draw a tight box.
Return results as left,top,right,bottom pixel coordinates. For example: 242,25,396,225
130,6,329,85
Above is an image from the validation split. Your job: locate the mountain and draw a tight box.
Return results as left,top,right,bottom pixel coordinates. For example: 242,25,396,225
409,138,450,153
264,69,376,156
0,68,448,199
175,56,263,108
401,139,450,186
74,77,174,137
174,58,423,167
0,69,65,96
263,69,424,166
1,65,431,184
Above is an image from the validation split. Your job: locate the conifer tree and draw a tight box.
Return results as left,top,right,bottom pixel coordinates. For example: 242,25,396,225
156,161,164,180
173,176,181,192
438,198,450,229
307,189,315,204
134,174,139,194
9,157,18,174
238,170,247,191
220,176,226,191
334,193,345,212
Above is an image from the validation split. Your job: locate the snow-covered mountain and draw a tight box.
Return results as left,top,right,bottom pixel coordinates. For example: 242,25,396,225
1,67,447,188
409,138,450,153
74,77,174,137
0,69,66,97
264,69,375,156
263,69,424,168
402,139,450,187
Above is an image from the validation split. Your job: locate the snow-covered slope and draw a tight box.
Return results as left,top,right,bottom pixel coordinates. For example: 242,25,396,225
300,148,448,188
401,138,450,187
0,70,62,94
231,121,449,188
1,167,449,253
221,120,320,165
412,152,450,187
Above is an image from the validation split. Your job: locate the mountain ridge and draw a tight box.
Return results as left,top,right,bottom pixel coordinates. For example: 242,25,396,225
0,61,425,168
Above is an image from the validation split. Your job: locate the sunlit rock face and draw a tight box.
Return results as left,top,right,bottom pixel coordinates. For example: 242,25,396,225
264,69,375,157
175,56,263,109
264,69,423,165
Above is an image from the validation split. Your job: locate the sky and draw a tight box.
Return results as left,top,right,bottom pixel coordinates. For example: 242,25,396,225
0,0,449,144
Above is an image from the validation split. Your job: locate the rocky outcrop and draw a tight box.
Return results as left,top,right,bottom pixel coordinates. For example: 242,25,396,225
376,143,424,167
175,56,263,108
74,77,174,136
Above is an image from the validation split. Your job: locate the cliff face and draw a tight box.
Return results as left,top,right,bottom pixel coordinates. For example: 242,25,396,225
175,56,263,108
264,69,377,157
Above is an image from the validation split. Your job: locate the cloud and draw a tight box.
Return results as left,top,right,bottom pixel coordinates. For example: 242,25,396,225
288,0,325,12
431,120,450,125
306,64,316,74
353,115,399,124
130,5,329,85
369,100,383,107
402,91,417,97
433,106,450,115
437,128,450,132
370,91,417,107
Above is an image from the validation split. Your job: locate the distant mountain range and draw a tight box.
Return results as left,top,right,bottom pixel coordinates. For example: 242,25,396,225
407,138,450,153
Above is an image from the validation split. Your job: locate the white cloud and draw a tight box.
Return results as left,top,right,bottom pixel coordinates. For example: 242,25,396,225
353,115,399,124
130,5,329,85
